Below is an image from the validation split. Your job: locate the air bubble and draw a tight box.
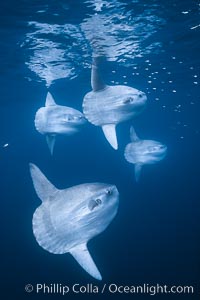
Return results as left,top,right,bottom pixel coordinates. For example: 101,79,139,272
3,143,9,148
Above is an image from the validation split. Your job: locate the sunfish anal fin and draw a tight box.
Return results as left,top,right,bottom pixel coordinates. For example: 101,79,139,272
102,124,118,150
130,126,139,142
45,92,56,107
29,163,58,202
135,163,142,182
46,135,56,155
70,244,102,281
91,56,106,92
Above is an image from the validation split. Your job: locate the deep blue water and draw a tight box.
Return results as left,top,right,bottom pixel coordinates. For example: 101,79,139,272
0,0,200,299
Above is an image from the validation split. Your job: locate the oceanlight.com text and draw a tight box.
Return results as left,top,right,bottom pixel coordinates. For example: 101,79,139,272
25,283,194,296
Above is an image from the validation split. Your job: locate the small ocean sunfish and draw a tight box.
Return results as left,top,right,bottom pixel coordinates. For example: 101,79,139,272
35,92,87,154
29,163,119,280
83,56,147,150
124,126,167,182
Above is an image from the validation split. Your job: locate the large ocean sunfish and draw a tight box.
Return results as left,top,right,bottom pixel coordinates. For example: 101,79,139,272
124,126,167,182
35,92,87,154
83,57,147,150
29,163,119,280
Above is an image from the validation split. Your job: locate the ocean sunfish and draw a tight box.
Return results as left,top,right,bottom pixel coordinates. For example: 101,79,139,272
82,56,147,150
35,92,87,154
124,126,167,182
29,163,119,280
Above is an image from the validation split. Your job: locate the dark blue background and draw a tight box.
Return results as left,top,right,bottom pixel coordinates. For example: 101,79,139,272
0,0,199,299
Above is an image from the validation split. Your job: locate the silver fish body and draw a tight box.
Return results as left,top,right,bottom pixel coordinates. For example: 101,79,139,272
30,164,119,280
35,105,86,135
34,92,87,154
125,140,167,165
82,57,147,150
124,126,167,181
83,85,147,126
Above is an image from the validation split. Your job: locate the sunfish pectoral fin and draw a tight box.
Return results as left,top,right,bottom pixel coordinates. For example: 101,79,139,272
135,163,142,182
45,92,56,107
70,244,102,281
29,163,57,202
130,126,139,142
102,124,118,150
46,135,56,155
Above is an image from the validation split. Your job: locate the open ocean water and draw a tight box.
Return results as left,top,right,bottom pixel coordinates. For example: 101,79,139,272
0,0,200,299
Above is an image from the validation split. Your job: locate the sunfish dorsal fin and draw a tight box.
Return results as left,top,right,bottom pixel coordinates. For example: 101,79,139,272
46,134,56,155
135,163,142,182
130,126,139,142
70,243,102,280
91,56,106,92
102,124,118,150
45,92,56,107
29,163,57,202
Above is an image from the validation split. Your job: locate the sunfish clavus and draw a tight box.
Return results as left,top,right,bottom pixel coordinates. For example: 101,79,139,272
124,126,167,181
29,163,119,280
82,56,147,150
35,92,87,154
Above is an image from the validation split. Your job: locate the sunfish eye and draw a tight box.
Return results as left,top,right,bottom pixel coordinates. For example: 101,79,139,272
123,97,134,104
88,198,102,211
106,189,112,196
138,93,143,98
66,115,73,121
